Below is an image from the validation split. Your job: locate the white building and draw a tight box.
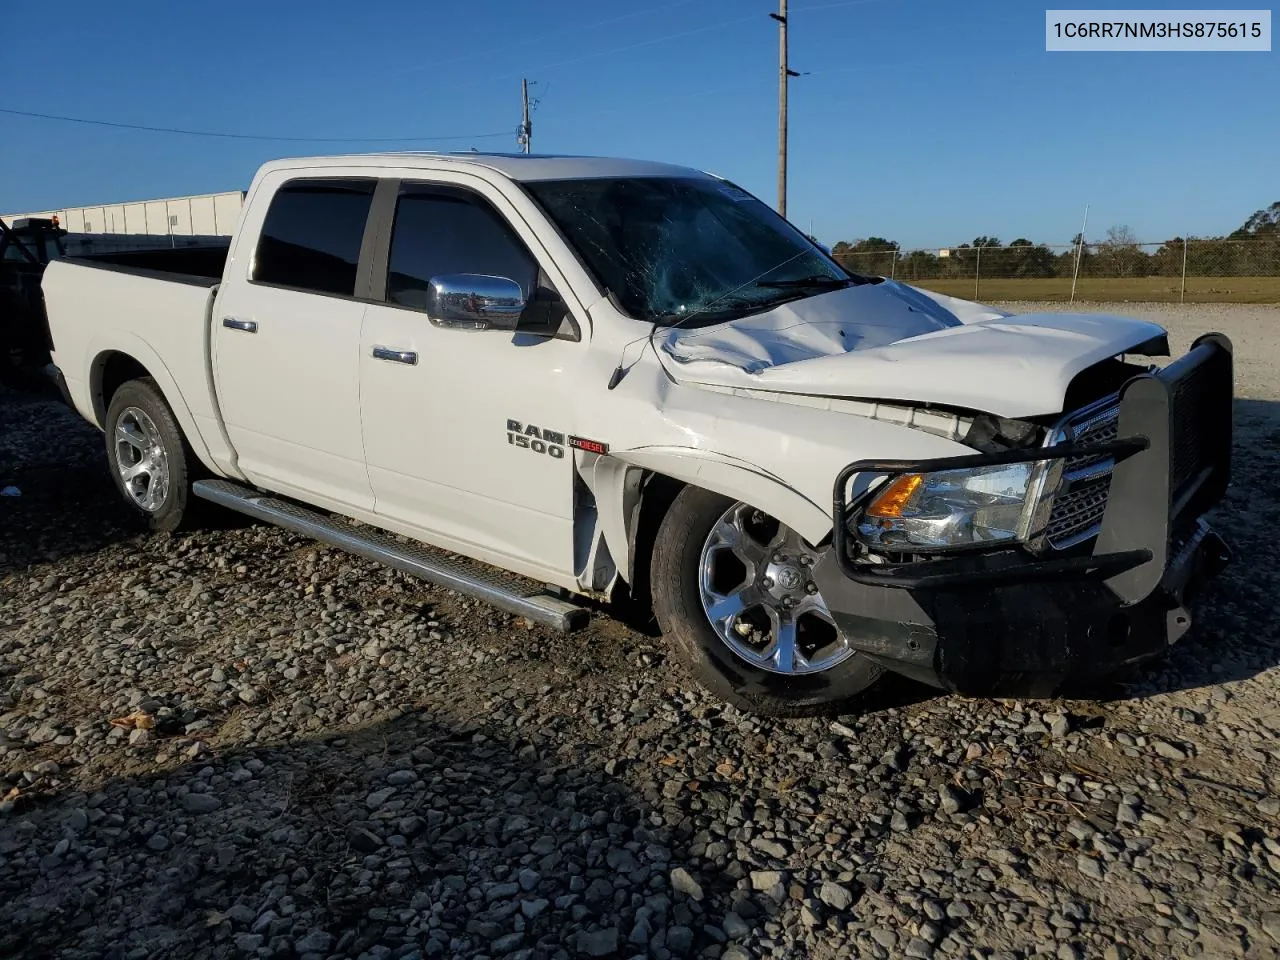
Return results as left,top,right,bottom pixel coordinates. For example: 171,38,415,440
3,190,245,237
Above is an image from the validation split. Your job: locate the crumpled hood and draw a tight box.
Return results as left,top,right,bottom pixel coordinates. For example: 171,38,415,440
657,280,1169,418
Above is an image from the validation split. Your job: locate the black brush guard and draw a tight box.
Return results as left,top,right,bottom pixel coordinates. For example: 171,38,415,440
812,333,1234,696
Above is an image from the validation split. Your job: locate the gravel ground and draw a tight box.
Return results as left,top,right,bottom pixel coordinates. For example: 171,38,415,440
2,303,1279,960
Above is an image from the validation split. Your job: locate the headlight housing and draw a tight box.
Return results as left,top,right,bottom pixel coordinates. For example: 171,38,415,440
855,461,1056,552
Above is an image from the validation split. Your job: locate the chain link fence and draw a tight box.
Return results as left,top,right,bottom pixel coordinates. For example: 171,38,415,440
834,237,1280,303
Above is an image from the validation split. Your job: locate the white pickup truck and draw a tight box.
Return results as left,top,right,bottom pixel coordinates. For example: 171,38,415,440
41,152,1234,716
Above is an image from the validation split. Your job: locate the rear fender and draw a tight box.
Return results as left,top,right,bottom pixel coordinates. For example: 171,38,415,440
87,333,219,473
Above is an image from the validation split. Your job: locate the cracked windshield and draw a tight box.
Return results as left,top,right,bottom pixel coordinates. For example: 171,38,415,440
526,176,868,326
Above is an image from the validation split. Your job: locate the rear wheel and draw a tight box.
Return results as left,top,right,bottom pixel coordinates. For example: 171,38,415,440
104,378,203,532
651,486,883,717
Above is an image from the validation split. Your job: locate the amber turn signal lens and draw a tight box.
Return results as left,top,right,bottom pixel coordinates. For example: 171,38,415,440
866,474,924,518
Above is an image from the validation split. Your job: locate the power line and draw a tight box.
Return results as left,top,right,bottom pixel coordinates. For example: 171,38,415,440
530,82,550,115
0,106,510,144
385,0,707,79
2,0,936,153
399,0,899,86
477,0,906,141
575,44,1031,125
4,1,913,147
792,0,901,11
804,48,1037,80
486,11,766,84
257,1,707,117
370,11,768,106
508,0,905,81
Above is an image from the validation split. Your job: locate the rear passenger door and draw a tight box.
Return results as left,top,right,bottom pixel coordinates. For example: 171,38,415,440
358,178,585,581
213,177,378,510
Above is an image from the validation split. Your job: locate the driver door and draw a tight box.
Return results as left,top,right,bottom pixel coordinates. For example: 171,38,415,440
358,178,585,582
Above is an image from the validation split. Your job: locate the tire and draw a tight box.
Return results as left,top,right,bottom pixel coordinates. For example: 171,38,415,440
651,486,883,718
104,378,204,533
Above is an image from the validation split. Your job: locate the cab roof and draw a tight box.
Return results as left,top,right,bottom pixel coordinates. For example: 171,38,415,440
259,152,716,183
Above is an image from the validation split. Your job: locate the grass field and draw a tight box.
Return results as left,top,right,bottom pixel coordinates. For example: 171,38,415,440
903,275,1280,304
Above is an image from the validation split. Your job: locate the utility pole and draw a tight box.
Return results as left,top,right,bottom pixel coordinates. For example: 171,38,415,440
770,1,800,217
1069,204,1089,304
518,78,532,154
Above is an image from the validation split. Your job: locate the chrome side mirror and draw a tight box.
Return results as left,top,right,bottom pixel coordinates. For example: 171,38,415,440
426,274,526,330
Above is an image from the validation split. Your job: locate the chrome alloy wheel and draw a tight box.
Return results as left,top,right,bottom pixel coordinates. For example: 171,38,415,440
114,406,170,512
697,502,854,675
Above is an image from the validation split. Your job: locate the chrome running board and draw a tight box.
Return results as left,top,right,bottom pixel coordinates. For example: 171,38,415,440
193,479,588,632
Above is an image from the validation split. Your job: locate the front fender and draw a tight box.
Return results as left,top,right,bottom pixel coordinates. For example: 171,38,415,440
614,446,832,546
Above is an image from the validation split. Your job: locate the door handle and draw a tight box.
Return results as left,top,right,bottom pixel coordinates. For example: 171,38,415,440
372,346,418,365
222,317,258,333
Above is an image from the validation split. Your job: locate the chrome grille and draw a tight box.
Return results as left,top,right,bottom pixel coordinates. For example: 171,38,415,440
1045,476,1111,546
1044,398,1120,549
1063,415,1118,477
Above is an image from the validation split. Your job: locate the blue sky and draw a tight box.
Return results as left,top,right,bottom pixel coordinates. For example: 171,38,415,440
2,0,1274,248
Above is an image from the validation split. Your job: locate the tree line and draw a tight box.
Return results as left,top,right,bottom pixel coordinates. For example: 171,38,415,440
829,202,1280,280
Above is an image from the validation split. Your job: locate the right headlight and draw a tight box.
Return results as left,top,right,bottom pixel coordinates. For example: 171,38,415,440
855,460,1057,552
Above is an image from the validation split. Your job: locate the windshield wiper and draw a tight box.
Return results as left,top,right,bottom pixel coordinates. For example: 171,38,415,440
651,294,766,327
756,274,855,289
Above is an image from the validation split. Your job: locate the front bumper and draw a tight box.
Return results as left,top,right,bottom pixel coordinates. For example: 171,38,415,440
815,333,1234,697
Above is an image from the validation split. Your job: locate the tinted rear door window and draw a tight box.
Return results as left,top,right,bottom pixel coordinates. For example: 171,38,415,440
254,179,375,296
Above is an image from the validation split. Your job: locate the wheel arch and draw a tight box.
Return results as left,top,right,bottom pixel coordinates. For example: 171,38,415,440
93,351,151,424
589,447,833,606
88,341,218,473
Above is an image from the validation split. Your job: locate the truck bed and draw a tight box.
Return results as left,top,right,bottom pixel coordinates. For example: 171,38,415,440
42,255,227,460
1,242,231,388
67,242,230,286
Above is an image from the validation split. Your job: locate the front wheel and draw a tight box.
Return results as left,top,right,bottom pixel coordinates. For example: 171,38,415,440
651,486,883,717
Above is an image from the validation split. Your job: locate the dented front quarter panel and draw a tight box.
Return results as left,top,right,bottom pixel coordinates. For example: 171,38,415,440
570,284,1168,586
576,344,975,556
